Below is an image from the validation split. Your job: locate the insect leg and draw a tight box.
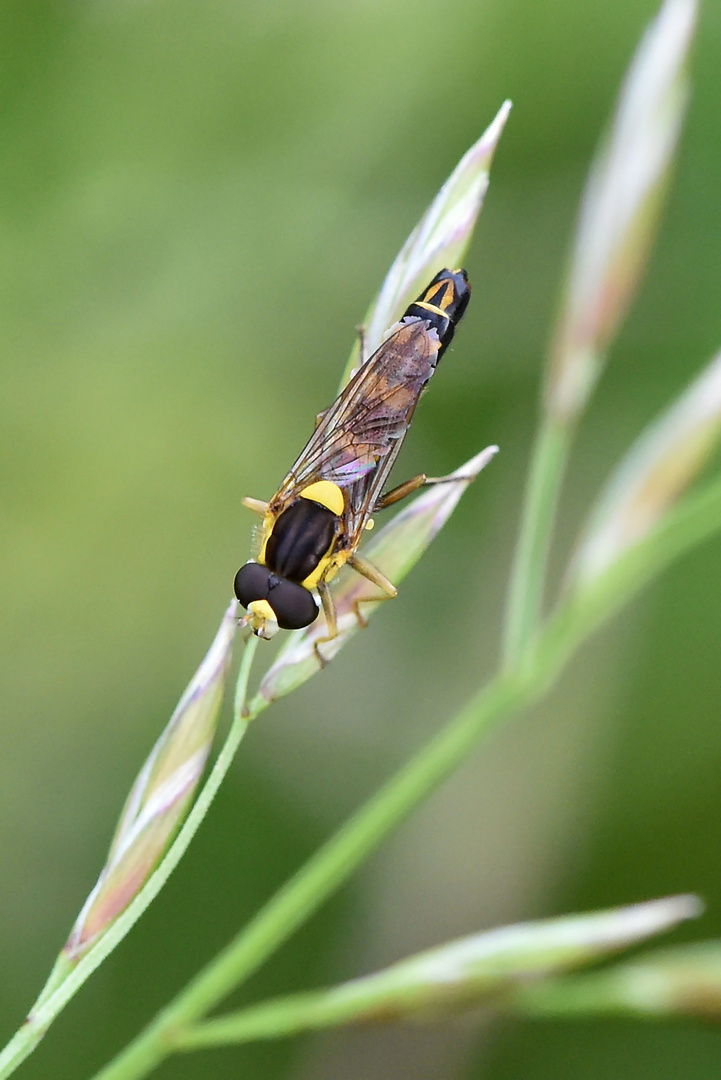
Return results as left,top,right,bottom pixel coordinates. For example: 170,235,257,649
375,472,461,510
347,553,398,628
242,497,269,517
374,474,428,509
313,581,338,667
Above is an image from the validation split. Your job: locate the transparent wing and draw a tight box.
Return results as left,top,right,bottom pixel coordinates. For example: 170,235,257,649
271,319,441,529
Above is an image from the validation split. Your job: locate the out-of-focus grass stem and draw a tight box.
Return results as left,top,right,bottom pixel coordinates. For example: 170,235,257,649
504,0,695,667
502,415,571,668
171,897,699,1047
514,940,721,1021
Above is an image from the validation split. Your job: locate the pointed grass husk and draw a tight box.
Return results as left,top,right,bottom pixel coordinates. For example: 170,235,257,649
64,601,238,959
571,347,721,584
175,895,701,1045
546,0,695,425
340,101,511,387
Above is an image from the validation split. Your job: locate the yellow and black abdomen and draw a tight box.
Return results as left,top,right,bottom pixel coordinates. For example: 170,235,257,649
404,268,470,363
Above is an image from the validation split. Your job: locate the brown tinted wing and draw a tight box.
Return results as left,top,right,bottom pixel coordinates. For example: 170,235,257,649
271,320,441,527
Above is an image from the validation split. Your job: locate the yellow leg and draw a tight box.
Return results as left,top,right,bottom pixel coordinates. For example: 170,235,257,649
313,556,398,664
375,471,460,510
242,496,268,517
313,581,338,667
347,553,397,628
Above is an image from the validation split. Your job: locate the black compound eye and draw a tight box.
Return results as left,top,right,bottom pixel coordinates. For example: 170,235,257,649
268,578,319,630
234,562,272,608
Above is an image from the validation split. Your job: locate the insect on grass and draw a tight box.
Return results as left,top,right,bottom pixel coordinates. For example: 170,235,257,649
234,268,471,660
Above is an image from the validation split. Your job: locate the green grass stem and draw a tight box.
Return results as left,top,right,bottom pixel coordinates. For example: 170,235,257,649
503,416,571,668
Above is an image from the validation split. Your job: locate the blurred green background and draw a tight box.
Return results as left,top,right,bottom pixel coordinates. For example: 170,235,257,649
2,0,721,1076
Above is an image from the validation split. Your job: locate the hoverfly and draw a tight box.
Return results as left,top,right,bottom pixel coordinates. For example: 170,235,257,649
234,267,471,652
